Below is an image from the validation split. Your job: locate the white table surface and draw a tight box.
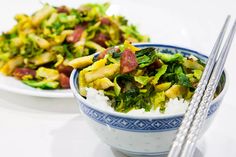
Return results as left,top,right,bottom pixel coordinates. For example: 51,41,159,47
0,0,236,157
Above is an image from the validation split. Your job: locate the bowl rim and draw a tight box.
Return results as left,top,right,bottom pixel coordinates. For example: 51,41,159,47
70,43,229,119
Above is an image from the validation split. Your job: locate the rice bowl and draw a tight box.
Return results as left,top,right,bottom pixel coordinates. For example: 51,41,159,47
70,43,228,156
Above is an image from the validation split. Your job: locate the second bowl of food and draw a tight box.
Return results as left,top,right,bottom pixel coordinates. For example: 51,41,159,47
70,42,228,157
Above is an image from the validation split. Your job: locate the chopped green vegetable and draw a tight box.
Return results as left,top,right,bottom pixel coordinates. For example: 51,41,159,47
36,67,59,81
155,82,172,92
84,63,120,83
136,48,158,68
93,77,114,90
23,80,59,89
85,41,105,52
30,52,55,66
185,89,194,100
0,53,10,61
113,84,154,112
157,53,183,63
183,59,204,70
193,70,203,80
107,54,119,64
174,66,192,87
114,76,121,96
165,84,187,99
136,47,156,57
0,3,149,90
28,34,50,49
134,76,150,85
151,65,168,85
177,73,192,87
77,39,206,113
151,91,165,110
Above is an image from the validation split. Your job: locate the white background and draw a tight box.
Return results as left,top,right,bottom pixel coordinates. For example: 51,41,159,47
0,0,236,157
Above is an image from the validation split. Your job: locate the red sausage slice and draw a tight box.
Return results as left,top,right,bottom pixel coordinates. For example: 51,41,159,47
66,26,85,43
57,64,73,77
13,68,36,79
59,73,70,89
57,6,69,14
120,49,138,74
92,33,109,48
100,17,111,25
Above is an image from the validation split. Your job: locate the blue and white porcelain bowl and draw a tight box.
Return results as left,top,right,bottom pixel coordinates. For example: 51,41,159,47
70,44,228,157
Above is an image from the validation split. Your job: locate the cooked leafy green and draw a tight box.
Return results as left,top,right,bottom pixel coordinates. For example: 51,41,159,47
177,73,192,87
23,80,59,89
136,47,158,68
113,84,154,112
0,3,149,89
157,52,183,63
151,65,168,85
76,42,206,113
174,65,192,87
193,70,202,80
134,76,150,85
151,91,165,110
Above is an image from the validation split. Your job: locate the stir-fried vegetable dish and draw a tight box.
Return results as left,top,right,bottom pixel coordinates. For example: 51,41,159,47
71,41,206,113
0,3,149,89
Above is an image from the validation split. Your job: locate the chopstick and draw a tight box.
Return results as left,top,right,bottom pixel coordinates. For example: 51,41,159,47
168,16,236,157
180,19,236,157
168,15,230,157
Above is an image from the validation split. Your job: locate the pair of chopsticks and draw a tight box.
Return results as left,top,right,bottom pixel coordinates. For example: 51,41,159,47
168,15,236,157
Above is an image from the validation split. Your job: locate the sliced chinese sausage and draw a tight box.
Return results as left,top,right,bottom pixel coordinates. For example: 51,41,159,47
57,64,73,77
120,49,138,74
13,68,36,79
100,17,111,25
97,49,108,60
66,25,85,43
59,73,70,89
98,47,120,60
57,6,70,14
92,32,109,48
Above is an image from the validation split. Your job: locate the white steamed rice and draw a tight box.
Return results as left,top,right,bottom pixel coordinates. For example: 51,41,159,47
85,87,189,116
